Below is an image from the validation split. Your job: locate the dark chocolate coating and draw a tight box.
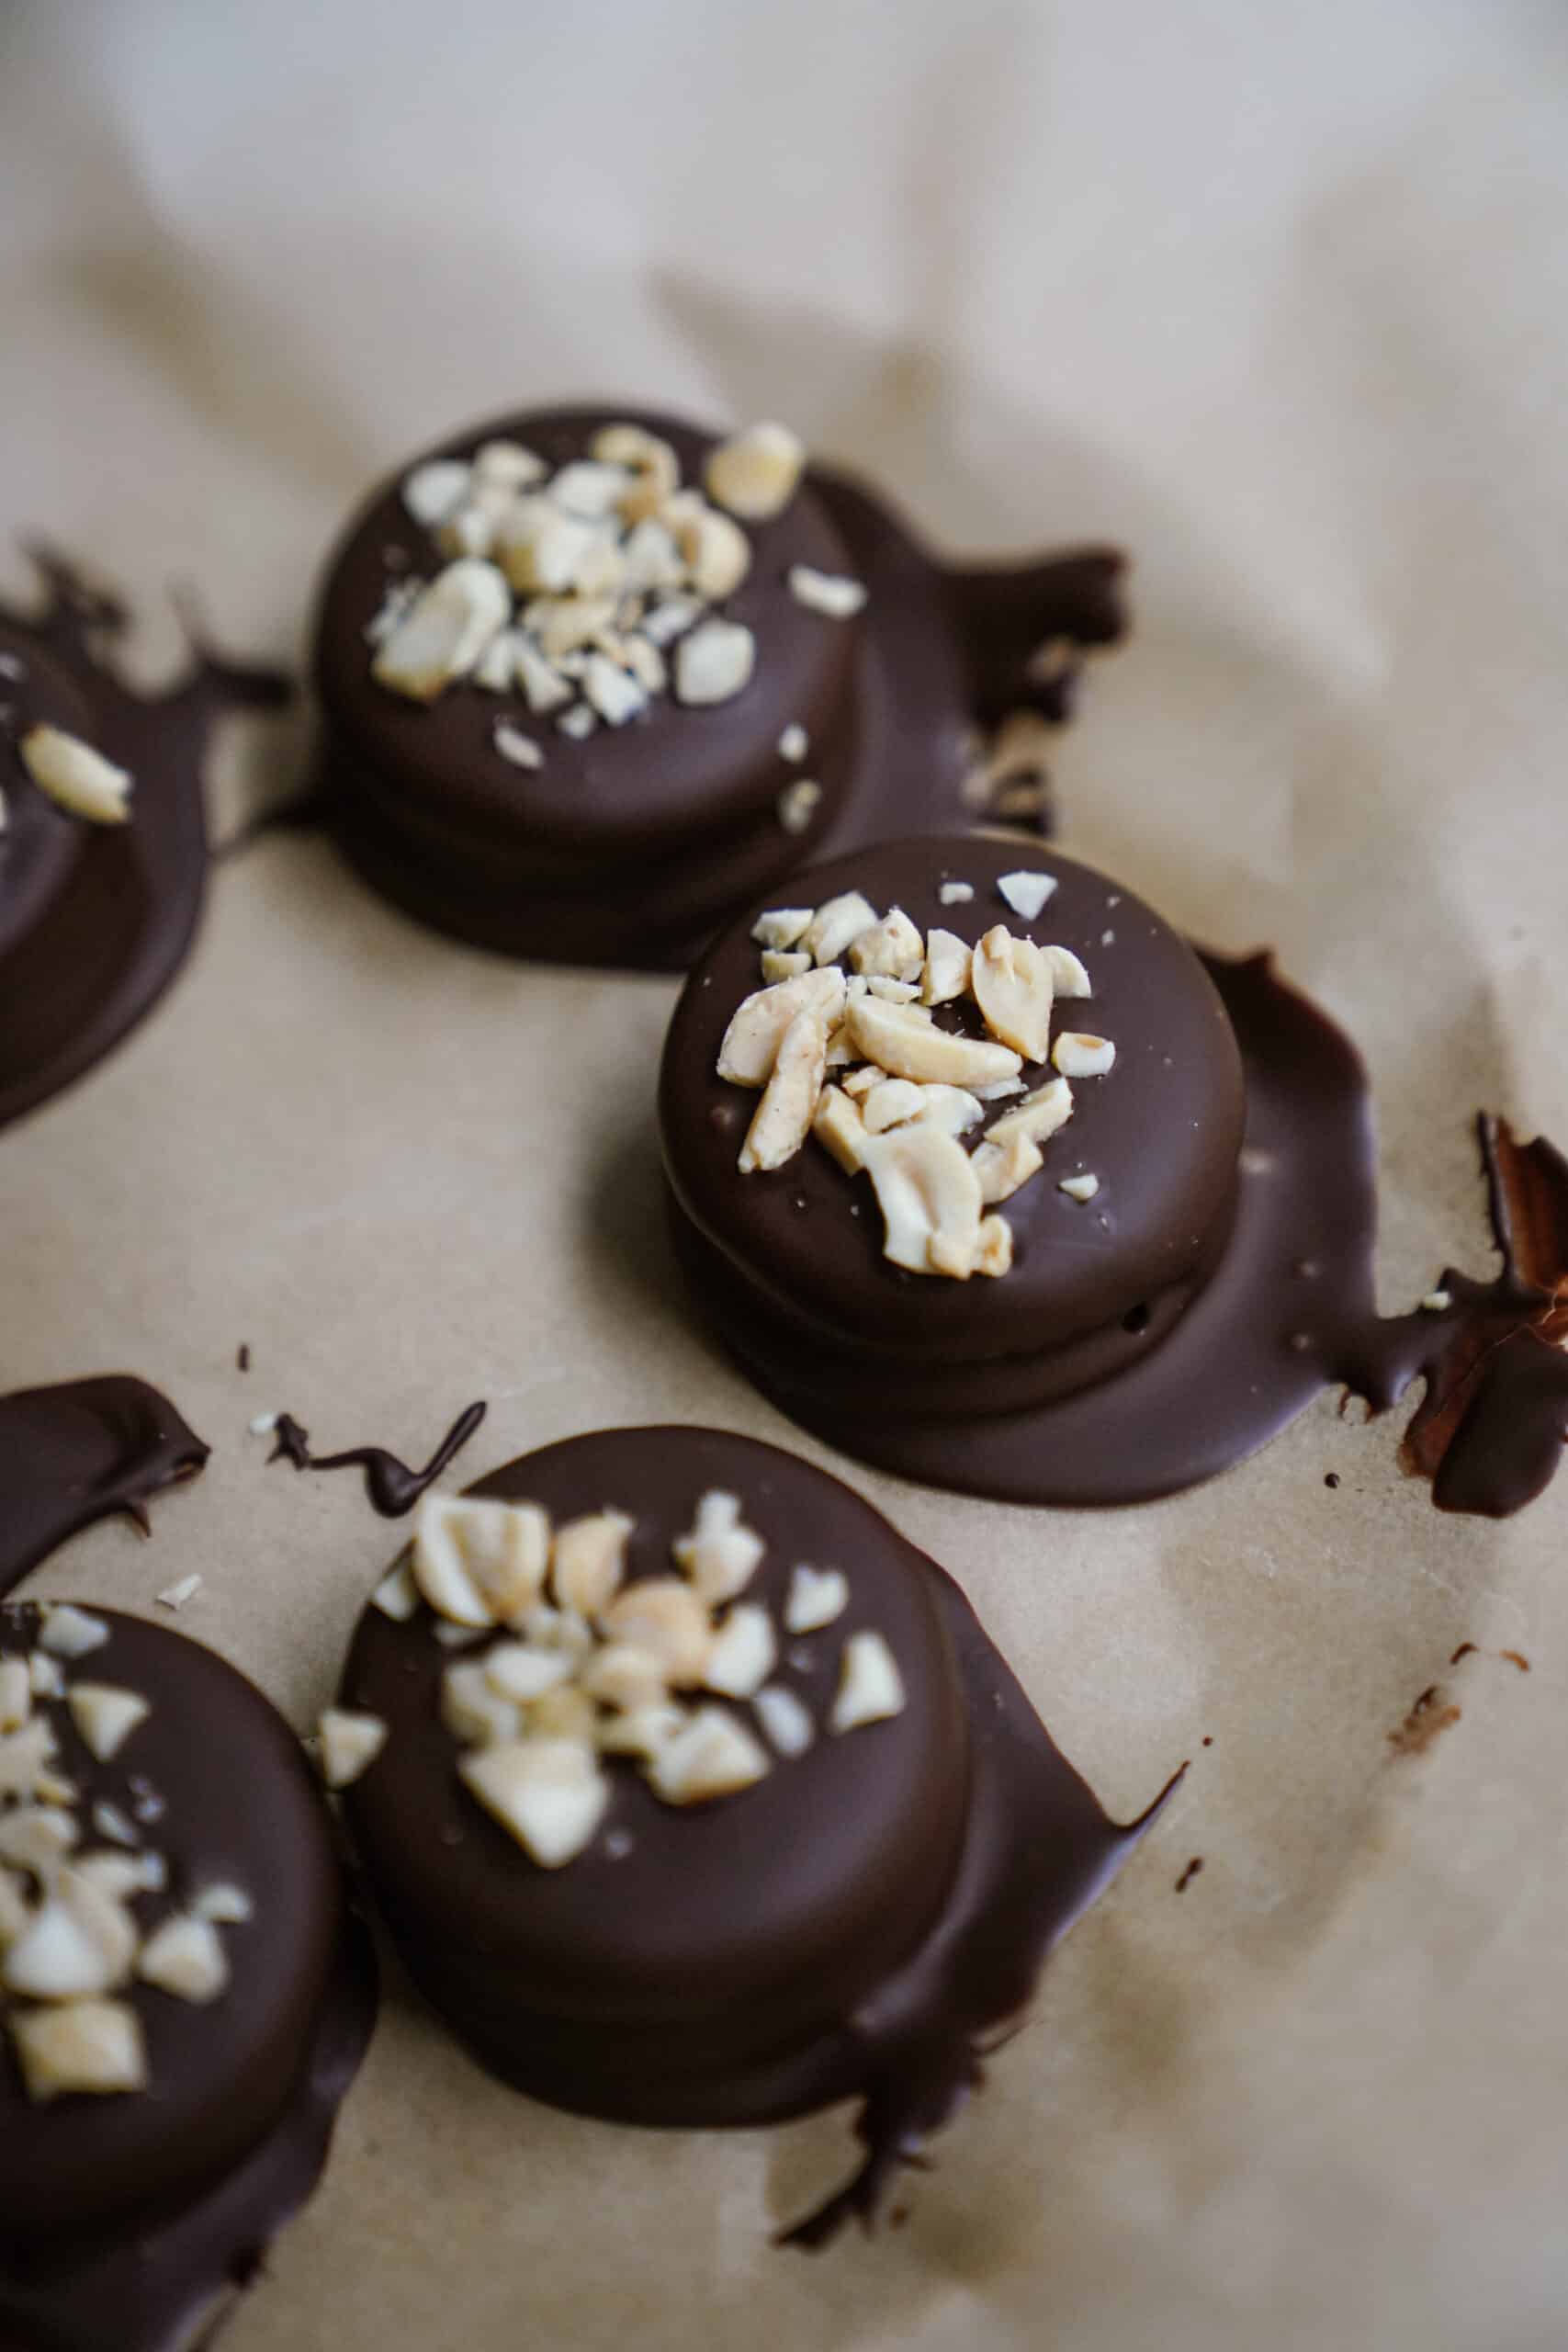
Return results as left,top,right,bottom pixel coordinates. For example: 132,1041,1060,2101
660,836,1246,1390
0,553,288,1134
0,1376,209,1601
339,1426,1179,2237
311,406,1127,969
0,1609,345,2253
342,1427,969,2119
671,942,1568,1516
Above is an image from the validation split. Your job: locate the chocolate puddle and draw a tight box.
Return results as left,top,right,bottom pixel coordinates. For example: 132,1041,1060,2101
267,1399,487,1514
682,953,1568,1514
314,406,1125,975
0,548,289,1130
779,1564,1182,2246
0,1374,209,1598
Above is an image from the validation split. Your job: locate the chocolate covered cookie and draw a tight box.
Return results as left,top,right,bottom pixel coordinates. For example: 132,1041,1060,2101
0,553,287,1133
311,405,1126,968
660,835,1267,1489
0,1603,374,2351
333,1425,1178,2239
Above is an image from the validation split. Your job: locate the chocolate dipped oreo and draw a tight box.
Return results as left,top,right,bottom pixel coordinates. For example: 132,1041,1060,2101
0,1603,375,2352
660,835,1263,1487
660,836,1568,1512
333,1425,1177,2239
0,552,287,1133
310,405,1127,969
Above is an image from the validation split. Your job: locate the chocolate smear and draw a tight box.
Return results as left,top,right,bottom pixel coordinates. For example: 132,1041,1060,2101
268,1399,486,1515
0,1374,209,1599
1387,1685,1462,1758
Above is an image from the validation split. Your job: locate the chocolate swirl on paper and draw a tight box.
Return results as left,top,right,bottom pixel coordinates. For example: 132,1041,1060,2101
266,1398,487,1516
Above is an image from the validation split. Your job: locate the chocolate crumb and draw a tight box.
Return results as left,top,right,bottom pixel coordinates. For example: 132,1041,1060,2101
1387,1684,1462,1758
1174,1857,1203,1893
237,1344,251,1374
1201,1736,1213,1747
1324,1472,1340,1488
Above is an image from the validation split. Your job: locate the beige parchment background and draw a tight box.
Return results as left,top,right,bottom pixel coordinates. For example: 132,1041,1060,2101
2,3,1567,2346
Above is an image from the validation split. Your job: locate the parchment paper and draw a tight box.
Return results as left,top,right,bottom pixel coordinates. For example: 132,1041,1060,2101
3,5,1568,2346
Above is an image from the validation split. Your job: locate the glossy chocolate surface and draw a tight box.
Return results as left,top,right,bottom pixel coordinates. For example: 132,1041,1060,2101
0,1610,376,2352
0,1610,341,2243
339,1426,1178,2238
661,836,1246,1375
312,406,1127,968
0,553,288,1132
669,928,1568,1514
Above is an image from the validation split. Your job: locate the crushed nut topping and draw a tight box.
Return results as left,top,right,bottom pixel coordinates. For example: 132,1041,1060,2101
1059,1171,1101,1201
712,879,1117,1277
1,1613,255,2101
705,422,807,520
376,416,813,761
19,725,134,825
997,870,1058,921
368,1482,907,1869
788,565,868,618
830,1632,907,1733
777,777,822,835
316,1709,389,1790
1052,1032,1116,1078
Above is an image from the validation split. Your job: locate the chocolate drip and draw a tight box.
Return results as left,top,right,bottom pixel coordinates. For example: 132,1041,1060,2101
341,1425,1184,2251
0,1374,209,1599
943,546,1129,726
676,928,1568,1519
0,548,290,1130
780,1587,1183,2246
268,1399,487,1515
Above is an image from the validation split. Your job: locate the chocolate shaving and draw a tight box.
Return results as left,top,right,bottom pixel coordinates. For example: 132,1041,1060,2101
267,1400,486,1516
1391,1116,1568,1518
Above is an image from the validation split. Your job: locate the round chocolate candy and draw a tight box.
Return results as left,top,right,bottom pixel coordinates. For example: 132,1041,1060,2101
0,1603,374,2349
311,405,1126,969
660,834,1246,1435
336,1424,1175,2240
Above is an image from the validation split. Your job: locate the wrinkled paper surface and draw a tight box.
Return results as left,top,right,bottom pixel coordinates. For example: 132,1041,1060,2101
2,4,1567,2345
